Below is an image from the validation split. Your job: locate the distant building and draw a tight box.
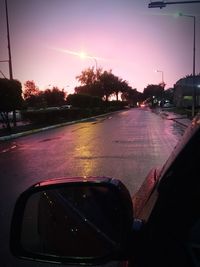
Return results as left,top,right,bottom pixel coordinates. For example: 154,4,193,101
174,75,200,108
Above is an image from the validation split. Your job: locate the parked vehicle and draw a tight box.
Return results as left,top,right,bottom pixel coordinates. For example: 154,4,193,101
162,102,175,108
0,110,22,122
10,113,200,267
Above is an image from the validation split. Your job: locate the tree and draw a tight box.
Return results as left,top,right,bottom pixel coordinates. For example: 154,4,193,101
23,80,40,99
23,80,40,108
143,84,164,106
75,81,104,98
67,94,103,108
163,88,174,103
121,87,142,106
42,87,66,107
75,68,113,100
99,70,116,101
76,67,102,86
99,71,130,101
0,78,23,130
23,82,66,109
76,68,136,101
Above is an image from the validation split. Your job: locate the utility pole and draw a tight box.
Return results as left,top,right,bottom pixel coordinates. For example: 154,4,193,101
5,0,13,80
5,0,16,127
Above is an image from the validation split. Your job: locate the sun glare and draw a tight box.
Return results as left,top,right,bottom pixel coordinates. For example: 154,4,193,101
79,51,87,59
49,47,107,63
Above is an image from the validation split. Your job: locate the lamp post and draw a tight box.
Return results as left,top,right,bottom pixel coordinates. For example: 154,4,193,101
156,70,164,84
92,57,98,71
156,70,165,91
179,13,196,117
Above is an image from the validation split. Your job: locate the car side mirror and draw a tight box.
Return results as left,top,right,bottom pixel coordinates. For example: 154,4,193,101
10,177,134,265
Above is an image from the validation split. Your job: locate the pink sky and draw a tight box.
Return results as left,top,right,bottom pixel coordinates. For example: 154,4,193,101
0,0,199,94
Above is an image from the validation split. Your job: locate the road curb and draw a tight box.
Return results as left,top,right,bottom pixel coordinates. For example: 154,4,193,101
172,118,191,128
0,110,120,141
153,108,191,128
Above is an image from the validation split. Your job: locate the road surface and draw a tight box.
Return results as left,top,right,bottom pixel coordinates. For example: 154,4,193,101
0,108,185,266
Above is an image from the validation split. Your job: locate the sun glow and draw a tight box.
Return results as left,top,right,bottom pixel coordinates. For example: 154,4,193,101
50,47,106,62
79,51,87,59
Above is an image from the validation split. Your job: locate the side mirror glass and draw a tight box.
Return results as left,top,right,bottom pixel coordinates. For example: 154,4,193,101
10,178,133,265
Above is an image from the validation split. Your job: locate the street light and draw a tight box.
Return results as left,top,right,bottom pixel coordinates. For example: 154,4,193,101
148,1,166,8
155,70,164,84
179,12,196,116
148,1,200,9
92,57,98,71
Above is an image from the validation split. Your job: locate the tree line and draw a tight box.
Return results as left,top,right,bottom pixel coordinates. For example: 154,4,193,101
23,80,66,108
22,68,144,108
0,67,174,130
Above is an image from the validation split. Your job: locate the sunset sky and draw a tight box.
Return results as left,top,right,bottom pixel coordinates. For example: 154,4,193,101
0,0,199,94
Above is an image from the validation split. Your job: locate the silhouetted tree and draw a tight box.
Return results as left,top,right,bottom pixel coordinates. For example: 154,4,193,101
143,84,164,106
76,67,103,85
163,88,174,103
67,94,103,108
98,70,116,101
76,68,137,101
42,87,66,107
23,82,66,108
0,78,23,130
143,84,163,99
24,80,40,99
75,81,104,98
23,80,40,108
121,87,142,106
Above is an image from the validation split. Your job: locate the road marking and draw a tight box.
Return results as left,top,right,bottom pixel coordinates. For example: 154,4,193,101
1,144,17,154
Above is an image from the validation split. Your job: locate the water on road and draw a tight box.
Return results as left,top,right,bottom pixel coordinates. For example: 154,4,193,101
0,108,186,266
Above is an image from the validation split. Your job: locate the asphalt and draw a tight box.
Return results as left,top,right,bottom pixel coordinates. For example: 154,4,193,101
0,108,192,141
0,111,121,141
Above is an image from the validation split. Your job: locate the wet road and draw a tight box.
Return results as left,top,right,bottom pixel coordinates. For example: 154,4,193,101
0,108,184,266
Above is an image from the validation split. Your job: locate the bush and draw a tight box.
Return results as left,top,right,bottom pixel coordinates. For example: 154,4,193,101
22,107,105,125
67,94,104,108
109,100,128,108
22,109,71,124
21,99,126,125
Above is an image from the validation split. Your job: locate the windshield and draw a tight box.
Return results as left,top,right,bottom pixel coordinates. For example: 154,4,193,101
0,1,199,267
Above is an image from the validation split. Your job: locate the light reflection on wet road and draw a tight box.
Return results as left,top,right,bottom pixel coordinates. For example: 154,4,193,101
0,108,185,266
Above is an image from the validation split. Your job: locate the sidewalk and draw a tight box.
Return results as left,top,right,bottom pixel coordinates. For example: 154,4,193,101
154,108,191,128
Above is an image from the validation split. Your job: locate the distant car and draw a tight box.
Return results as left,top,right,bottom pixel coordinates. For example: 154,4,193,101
140,103,146,108
163,102,174,108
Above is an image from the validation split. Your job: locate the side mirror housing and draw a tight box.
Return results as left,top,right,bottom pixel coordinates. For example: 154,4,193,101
10,177,134,265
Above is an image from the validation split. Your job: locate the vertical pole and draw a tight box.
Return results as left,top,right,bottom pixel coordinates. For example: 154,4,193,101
94,58,98,72
192,16,196,117
5,0,16,127
5,0,13,80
